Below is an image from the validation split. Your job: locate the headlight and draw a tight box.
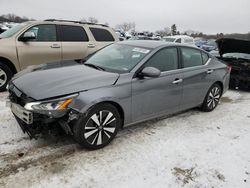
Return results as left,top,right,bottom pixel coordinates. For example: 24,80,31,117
24,94,78,111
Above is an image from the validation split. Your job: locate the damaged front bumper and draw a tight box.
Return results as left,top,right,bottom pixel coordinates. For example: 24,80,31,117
7,85,80,139
10,102,79,139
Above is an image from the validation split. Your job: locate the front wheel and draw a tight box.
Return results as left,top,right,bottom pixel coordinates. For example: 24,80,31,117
200,83,222,112
73,103,121,149
0,62,13,92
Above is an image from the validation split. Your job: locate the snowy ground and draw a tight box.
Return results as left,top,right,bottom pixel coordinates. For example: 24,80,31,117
0,90,250,188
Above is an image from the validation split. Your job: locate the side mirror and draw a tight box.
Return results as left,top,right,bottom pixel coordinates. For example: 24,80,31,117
140,67,161,78
20,31,36,41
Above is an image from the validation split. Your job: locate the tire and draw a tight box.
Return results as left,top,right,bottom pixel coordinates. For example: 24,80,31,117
200,83,222,112
0,62,13,92
73,103,121,149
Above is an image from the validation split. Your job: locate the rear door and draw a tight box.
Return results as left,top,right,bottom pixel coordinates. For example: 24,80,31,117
16,24,62,69
60,25,91,60
132,47,183,122
179,47,214,110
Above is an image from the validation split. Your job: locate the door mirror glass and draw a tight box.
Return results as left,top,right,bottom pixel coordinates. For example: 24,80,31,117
140,67,161,78
21,31,36,41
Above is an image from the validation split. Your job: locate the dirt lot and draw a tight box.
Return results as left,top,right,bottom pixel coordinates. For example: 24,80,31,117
0,90,250,188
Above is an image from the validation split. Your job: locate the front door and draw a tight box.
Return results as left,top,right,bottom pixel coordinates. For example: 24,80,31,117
16,24,62,70
131,47,183,122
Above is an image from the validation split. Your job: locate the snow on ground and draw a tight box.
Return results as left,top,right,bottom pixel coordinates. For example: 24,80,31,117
0,90,250,188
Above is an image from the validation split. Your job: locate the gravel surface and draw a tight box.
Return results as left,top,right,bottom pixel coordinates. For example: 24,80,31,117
0,90,250,188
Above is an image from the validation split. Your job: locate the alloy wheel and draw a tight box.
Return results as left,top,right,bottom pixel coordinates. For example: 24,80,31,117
84,110,117,146
0,68,7,87
207,86,221,109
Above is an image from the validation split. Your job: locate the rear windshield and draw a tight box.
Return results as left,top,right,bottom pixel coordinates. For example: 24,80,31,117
0,23,27,38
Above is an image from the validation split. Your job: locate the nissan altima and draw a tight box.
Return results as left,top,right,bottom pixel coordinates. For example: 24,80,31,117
7,41,230,149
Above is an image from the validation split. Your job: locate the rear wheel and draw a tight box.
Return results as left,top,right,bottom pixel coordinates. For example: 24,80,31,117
73,103,121,149
201,83,222,112
0,62,13,92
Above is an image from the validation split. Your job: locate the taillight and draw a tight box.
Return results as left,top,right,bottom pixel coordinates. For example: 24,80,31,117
227,65,232,73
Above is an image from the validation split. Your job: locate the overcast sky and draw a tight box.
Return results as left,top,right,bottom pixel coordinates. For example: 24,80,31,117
0,0,249,34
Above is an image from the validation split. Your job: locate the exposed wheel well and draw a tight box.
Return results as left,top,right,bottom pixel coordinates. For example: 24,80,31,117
0,57,17,74
93,101,125,128
213,81,223,93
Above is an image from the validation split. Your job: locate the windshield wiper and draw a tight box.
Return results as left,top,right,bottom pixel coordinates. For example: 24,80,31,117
84,63,105,71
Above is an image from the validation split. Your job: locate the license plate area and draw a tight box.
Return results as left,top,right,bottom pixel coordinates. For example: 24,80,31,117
11,103,33,124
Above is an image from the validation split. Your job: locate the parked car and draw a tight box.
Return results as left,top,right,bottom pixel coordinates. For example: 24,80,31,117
194,38,207,48
0,19,119,91
115,31,126,41
7,41,230,149
216,38,250,89
0,24,9,34
201,39,217,52
162,35,195,46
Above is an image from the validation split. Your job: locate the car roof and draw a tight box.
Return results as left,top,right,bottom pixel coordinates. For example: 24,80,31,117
23,20,109,28
118,40,194,49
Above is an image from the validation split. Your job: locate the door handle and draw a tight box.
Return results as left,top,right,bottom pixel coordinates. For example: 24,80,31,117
50,44,61,48
207,69,214,74
88,44,96,48
172,78,183,84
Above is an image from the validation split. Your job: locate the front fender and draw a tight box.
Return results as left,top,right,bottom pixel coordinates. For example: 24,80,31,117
68,83,132,124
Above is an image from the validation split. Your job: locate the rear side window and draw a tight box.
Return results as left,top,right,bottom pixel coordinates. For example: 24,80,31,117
201,52,209,64
61,25,88,41
90,27,115,42
181,48,203,68
145,48,178,72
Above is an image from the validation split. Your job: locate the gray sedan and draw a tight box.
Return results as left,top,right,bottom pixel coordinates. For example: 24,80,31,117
7,41,230,149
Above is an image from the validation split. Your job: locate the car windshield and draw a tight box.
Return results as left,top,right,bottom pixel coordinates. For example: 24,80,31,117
85,44,151,73
223,53,250,60
0,23,27,38
163,38,176,42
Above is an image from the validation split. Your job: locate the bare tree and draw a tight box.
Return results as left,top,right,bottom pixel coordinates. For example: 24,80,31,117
80,17,98,23
171,24,177,36
0,14,34,23
155,27,170,37
116,22,136,32
80,18,87,22
88,17,98,24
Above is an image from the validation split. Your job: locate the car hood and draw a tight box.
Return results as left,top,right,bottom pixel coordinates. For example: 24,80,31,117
216,38,250,56
11,61,119,100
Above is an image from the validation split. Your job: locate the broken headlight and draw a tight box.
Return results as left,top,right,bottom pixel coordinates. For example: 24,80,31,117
24,94,78,111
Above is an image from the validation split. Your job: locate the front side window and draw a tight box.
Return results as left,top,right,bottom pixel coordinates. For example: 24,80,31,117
61,25,89,41
181,48,203,68
145,48,178,72
85,44,151,73
24,24,57,41
90,27,115,42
